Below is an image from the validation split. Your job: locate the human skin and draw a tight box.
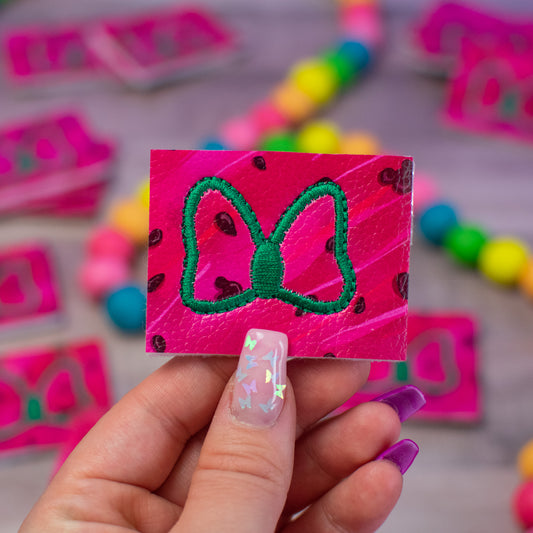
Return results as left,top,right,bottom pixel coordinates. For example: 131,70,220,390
20,331,421,533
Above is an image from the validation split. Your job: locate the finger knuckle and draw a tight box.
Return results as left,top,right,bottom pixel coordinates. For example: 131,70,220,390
198,436,287,494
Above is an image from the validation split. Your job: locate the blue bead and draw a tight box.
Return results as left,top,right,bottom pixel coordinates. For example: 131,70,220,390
105,285,146,333
336,40,372,71
200,138,228,150
419,203,459,246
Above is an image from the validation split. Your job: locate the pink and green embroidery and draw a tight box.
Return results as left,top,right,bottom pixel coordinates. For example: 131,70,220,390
146,150,413,360
181,176,356,315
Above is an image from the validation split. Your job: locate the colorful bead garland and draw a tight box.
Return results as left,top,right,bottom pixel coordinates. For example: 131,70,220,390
414,175,533,298
78,0,382,332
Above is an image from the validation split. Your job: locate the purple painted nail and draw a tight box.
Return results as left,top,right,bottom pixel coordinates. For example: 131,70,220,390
376,439,419,475
373,385,426,422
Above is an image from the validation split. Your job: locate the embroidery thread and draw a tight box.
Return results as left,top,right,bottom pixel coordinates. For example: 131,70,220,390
181,176,356,314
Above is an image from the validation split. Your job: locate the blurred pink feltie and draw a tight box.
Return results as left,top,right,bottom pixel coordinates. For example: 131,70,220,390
340,313,480,423
0,113,114,217
0,243,61,334
0,339,111,455
446,38,533,142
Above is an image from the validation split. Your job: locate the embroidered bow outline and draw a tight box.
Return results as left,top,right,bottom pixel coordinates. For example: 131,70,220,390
181,176,356,315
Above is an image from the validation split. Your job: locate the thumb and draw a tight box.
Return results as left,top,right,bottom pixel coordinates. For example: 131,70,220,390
174,329,295,533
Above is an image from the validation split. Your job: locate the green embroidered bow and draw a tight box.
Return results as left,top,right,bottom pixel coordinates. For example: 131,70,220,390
181,176,356,315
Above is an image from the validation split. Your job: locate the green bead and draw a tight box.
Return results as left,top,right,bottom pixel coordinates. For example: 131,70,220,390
321,48,357,87
259,131,298,152
443,224,489,267
27,397,42,421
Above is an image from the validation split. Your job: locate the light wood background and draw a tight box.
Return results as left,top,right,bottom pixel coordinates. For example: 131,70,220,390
1,0,533,531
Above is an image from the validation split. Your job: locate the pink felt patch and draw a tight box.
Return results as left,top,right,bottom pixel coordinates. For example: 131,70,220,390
340,313,481,422
4,24,102,85
0,112,114,216
146,150,413,361
412,2,533,73
0,243,61,333
0,340,111,454
85,7,239,90
446,38,533,142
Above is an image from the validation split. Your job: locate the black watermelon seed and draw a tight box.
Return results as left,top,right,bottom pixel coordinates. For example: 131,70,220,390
394,272,409,300
393,159,413,195
253,155,266,170
214,276,228,289
214,211,237,236
148,228,163,247
325,236,335,253
215,276,243,300
378,167,397,186
148,273,165,293
323,352,336,358
317,177,333,183
354,296,366,314
151,335,166,353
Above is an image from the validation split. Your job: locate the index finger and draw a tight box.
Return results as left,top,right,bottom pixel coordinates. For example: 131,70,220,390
59,355,237,491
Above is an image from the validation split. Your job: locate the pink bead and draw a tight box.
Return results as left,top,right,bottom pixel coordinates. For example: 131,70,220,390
79,256,131,300
413,173,441,216
87,226,136,263
513,480,533,529
250,100,289,136
341,6,383,47
219,116,261,150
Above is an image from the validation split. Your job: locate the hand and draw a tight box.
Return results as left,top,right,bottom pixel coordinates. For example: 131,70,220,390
20,329,424,533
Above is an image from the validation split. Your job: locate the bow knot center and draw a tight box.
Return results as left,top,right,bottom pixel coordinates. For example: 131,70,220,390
251,241,284,299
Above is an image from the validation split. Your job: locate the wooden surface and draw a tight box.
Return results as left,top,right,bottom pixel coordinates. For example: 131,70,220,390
1,0,533,531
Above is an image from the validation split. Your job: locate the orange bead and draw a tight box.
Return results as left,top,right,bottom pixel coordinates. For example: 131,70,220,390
519,258,533,299
338,0,376,6
339,131,380,154
271,81,318,123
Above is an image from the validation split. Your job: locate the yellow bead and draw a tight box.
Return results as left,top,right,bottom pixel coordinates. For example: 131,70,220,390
518,439,533,479
271,81,317,123
295,120,341,154
289,58,339,105
478,237,530,286
137,178,150,209
339,131,380,154
519,259,533,299
109,198,149,246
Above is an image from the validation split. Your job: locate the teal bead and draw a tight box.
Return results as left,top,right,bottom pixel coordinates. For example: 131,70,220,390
259,131,298,152
337,40,372,71
200,138,228,150
419,203,459,246
443,224,489,267
105,285,146,333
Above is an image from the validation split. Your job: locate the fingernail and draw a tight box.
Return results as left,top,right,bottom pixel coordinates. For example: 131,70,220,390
231,328,288,427
373,385,426,422
376,439,419,474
